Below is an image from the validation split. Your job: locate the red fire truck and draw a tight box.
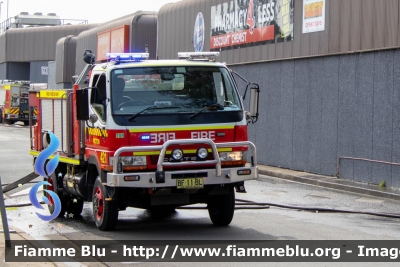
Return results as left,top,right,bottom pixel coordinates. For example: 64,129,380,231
29,50,260,231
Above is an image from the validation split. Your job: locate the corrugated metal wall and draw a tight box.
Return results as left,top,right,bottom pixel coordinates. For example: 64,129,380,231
230,48,400,188
156,0,400,187
0,24,97,62
157,0,400,63
75,11,157,75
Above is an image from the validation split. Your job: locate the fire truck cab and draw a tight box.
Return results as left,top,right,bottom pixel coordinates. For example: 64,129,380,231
30,51,260,231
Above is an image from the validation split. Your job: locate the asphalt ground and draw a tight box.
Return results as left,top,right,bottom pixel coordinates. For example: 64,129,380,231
1,122,400,266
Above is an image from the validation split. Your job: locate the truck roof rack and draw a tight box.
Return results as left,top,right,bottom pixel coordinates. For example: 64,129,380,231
178,52,220,62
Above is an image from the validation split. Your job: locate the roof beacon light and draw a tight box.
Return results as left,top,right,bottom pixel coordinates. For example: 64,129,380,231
106,53,149,62
178,52,220,61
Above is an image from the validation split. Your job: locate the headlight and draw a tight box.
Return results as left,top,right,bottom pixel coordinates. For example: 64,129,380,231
220,151,243,161
119,156,146,166
172,149,183,160
197,147,208,159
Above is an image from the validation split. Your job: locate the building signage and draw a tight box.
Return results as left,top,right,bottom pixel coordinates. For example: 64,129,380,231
97,25,130,61
302,0,325,33
111,25,130,53
41,66,48,75
210,0,293,50
97,31,111,61
194,12,205,52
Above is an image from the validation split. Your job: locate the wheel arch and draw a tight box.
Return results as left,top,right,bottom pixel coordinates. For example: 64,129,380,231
87,155,107,201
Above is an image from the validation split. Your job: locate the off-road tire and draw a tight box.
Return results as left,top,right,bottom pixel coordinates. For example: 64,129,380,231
207,186,235,226
92,179,118,231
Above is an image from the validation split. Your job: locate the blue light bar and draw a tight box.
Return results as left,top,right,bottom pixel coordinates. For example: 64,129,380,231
140,135,151,140
106,53,149,61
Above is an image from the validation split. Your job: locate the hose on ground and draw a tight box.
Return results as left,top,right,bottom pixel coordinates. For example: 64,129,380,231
4,197,400,220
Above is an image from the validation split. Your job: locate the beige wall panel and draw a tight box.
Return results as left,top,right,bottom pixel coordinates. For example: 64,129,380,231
339,0,351,52
300,31,310,57
246,46,254,64
385,0,398,48
309,32,320,56
276,42,284,60
235,48,241,64
267,40,276,60
360,0,374,50
283,41,292,59
239,47,247,64
253,42,262,62
261,44,268,62
373,0,386,49
349,0,361,51
201,0,208,51
328,0,340,54
182,0,190,53
292,0,302,58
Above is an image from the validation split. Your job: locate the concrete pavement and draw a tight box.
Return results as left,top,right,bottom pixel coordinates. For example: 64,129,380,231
257,165,400,201
1,164,400,266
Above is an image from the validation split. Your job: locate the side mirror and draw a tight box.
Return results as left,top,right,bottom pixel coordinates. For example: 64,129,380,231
248,85,259,124
76,89,89,120
83,50,96,64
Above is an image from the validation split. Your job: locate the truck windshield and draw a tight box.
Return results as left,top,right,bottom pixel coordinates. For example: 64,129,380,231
110,66,241,116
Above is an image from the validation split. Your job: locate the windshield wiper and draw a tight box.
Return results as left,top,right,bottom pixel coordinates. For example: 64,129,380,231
190,102,224,120
128,106,182,121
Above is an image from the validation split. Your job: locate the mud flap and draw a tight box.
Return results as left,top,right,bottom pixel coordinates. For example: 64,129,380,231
234,182,247,193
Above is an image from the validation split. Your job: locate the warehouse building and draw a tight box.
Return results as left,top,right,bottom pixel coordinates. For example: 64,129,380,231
0,11,158,87
0,12,97,82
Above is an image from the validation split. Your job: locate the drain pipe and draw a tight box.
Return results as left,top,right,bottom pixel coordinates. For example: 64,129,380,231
336,156,400,178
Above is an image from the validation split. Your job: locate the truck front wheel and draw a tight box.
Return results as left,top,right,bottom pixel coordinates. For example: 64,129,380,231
92,179,118,231
207,186,235,226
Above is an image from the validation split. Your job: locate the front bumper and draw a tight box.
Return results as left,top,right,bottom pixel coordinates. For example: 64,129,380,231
106,139,258,188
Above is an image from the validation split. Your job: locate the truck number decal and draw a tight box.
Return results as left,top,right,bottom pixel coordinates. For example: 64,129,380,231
93,138,100,145
100,151,107,164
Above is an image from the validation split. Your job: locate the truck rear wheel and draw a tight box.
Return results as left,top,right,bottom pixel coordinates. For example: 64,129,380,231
44,173,67,218
65,198,84,217
92,179,118,231
207,187,235,226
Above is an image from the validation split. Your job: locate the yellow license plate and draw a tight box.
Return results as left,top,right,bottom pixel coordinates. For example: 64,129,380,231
176,178,204,189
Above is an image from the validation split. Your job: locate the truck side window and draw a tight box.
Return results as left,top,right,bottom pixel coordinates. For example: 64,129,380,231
90,74,107,122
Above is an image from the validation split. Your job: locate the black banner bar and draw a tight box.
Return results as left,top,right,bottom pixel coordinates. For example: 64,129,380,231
5,240,400,262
